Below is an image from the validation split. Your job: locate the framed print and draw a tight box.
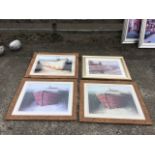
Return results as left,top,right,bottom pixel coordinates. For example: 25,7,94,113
122,19,141,43
25,52,79,78
139,19,155,48
5,78,77,120
80,80,152,125
82,56,131,80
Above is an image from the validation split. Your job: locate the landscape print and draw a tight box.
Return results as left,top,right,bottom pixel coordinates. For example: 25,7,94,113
88,60,122,75
31,54,76,76
12,81,73,115
85,83,145,119
144,19,155,43
127,19,141,39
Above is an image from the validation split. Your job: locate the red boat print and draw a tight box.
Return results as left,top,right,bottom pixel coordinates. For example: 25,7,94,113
33,87,60,106
96,89,130,109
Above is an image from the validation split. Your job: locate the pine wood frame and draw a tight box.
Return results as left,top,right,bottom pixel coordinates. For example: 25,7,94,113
25,52,79,79
80,80,152,125
5,78,77,121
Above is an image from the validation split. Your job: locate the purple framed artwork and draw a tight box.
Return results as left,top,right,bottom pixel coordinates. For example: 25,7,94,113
122,19,141,43
139,19,155,48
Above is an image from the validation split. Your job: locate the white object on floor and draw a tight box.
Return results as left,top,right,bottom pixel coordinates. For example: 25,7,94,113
0,45,5,55
9,39,22,50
